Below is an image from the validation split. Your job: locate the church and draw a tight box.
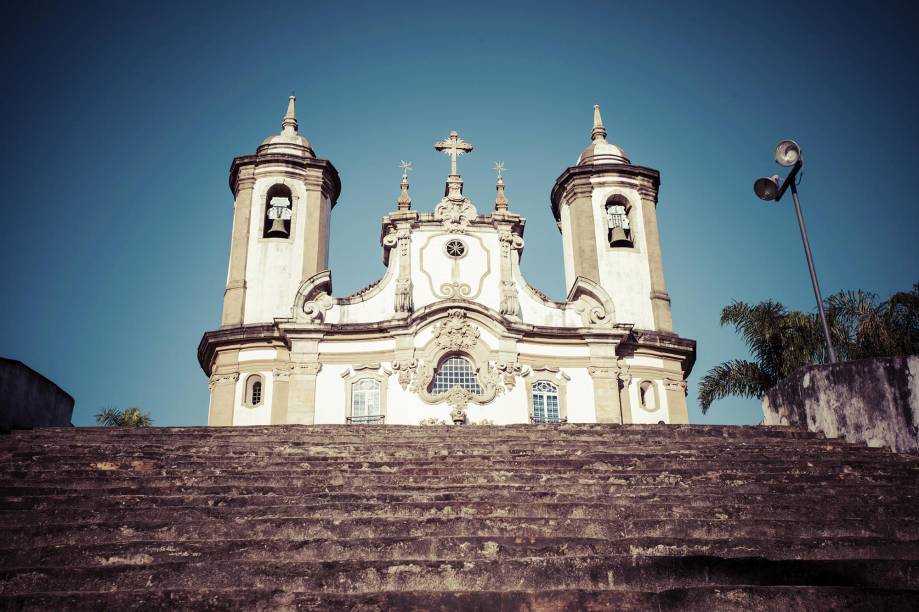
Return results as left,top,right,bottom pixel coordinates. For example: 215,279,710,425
198,98,696,426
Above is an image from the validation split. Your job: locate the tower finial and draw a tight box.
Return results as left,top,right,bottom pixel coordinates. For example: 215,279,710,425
282,95,298,135
397,160,413,210
591,104,607,142
494,162,509,212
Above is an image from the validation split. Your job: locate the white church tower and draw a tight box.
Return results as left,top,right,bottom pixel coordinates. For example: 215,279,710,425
552,105,673,332
199,100,695,427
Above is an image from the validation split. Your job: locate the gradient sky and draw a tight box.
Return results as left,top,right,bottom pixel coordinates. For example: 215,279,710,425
2,1,917,427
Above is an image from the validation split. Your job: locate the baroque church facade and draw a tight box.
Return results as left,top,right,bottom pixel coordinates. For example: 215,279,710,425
198,98,696,426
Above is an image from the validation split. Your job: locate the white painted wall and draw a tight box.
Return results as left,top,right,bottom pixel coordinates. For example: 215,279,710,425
233,371,272,425
590,184,655,330
243,177,309,323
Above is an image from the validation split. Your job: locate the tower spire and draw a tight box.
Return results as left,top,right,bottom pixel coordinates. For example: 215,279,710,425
281,95,298,135
591,104,607,143
494,162,508,212
397,160,413,210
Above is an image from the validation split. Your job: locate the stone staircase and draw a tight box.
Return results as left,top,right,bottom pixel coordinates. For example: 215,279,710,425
0,424,917,610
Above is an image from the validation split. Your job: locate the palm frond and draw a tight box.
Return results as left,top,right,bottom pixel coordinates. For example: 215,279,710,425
698,360,775,414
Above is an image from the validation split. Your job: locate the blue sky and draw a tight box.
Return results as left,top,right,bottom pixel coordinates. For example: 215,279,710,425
1,1,917,426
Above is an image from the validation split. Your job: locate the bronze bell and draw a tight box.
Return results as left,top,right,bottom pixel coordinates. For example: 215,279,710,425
266,217,288,237
609,226,631,247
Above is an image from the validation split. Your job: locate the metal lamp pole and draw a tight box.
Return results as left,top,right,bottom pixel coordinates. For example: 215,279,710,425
754,144,837,363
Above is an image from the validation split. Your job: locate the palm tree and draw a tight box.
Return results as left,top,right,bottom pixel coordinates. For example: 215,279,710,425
698,301,826,413
699,283,919,413
95,406,153,427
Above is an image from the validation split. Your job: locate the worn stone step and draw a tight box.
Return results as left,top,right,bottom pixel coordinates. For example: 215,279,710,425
5,453,914,474
2,499,913,527
2,556,917,594
8,515,918,549
4,586,917,612
5,490,914,516
4,535,918,570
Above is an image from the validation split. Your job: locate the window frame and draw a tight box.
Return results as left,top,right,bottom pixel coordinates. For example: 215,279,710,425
429,353,484,395
342,364,390,425
525,367,570,424
243,374,265,408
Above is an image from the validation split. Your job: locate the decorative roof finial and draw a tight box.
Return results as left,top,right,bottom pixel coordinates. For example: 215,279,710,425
434,130,474,197
591,104,607,143
397,160,413,210
281,95,298,135
494,162,508,212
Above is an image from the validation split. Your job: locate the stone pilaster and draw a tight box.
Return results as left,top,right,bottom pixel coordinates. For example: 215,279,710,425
221,166,256,327
288,361,321,424
300,173,332,282
270,367,290,425
617,360,633,424
208,372,238,426
566,184,601,286
638,186,673,332
664,375,689,424
588,365,623,424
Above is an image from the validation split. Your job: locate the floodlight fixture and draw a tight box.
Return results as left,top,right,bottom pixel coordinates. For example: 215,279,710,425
751,139,837,363
753,175,781,201
774,139,802,167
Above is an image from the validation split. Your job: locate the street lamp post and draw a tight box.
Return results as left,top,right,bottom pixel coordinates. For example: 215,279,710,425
753,140,837,363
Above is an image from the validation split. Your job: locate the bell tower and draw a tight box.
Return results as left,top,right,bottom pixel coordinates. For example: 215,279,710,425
551,105,672,332
221,96,341,326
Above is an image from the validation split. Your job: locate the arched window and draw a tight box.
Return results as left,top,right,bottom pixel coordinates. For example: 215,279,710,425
430,355,482,394
604,195,633,247
639,381,657,411
244,374,264,407
532,380,561,423
263,184,293,239
350,378,382,424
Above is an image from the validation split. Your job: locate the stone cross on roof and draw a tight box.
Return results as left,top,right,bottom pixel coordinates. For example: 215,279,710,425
434,131,473,177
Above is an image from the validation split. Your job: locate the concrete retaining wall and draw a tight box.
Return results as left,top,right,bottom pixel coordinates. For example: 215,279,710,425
762,356,919,454
0,358,74,430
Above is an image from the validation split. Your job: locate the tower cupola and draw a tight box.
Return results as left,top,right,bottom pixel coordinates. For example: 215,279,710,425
257,96,315,158
577,105,629,166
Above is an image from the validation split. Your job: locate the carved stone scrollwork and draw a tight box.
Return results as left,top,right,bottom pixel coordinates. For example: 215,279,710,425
434,197,477,233
433,309,481,351
412,310,502,409
567,277,616,328
495,361,525,389
208,372,239,391
392,359,418,390
293,271,335,324
616,358,632,386
499,230,524,254
272,367,291,381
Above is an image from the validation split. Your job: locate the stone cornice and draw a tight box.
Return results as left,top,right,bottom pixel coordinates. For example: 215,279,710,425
229,153,341,206
550,163,660,222
199,311,696,377
197,324,286,376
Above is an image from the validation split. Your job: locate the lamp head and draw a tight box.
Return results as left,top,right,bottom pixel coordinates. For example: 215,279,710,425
774,139,801,167
754,175,781,201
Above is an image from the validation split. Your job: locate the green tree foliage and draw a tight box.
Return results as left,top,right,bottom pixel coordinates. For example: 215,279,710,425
94,406,153,427
699,283,919,413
